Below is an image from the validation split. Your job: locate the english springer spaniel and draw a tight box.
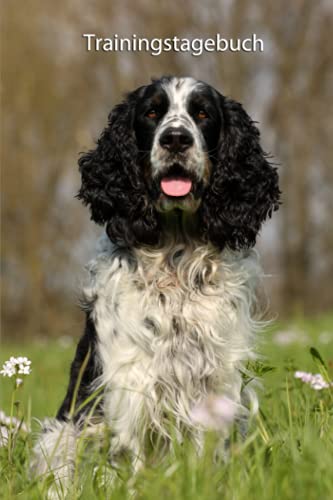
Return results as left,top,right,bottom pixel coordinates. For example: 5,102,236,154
32,76,280,491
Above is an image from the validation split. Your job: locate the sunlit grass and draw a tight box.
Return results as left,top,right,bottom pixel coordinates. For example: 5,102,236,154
1,314,333,499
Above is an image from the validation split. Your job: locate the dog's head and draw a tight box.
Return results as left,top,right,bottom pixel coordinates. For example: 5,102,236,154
78,76,280,249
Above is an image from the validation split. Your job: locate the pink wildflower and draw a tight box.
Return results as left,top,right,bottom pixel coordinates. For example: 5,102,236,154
191,395,238,430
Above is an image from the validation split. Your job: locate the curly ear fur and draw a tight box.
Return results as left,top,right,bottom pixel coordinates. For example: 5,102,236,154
201,97,280,250
78,83,279,251
77,91,160,247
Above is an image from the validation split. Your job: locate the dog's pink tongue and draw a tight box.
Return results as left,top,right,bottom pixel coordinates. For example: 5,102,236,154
160,177,192,197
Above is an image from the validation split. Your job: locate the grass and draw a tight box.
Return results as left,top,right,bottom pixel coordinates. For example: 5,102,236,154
1,313,333,499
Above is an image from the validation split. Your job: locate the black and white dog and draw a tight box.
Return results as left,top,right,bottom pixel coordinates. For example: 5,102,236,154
33,76,280,489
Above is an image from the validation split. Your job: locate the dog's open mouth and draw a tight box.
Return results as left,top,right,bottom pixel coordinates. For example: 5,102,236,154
154,164,202,213
159,164,194,198
160,177,192,197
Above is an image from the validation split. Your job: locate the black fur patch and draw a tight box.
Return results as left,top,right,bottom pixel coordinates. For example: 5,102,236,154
56,314,103,424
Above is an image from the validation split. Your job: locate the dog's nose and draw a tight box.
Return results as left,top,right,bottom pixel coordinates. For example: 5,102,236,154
159,127,194,153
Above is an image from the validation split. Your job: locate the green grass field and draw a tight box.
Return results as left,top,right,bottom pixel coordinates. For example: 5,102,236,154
1,314,333,499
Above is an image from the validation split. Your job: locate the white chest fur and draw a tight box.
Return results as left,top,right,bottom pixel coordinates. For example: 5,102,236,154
82,235,261,452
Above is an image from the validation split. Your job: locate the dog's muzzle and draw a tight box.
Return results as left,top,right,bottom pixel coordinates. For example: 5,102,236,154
151,125,209,213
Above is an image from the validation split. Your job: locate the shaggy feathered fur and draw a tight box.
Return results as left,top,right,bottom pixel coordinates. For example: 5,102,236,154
32,76,280,494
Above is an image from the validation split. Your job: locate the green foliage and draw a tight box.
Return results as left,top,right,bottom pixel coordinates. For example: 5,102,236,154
0,314,333,499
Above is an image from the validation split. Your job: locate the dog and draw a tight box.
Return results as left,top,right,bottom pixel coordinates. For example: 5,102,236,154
32,76,280,491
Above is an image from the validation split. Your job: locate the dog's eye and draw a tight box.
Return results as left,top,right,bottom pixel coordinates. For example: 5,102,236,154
196,110,208,120
146,109,157,119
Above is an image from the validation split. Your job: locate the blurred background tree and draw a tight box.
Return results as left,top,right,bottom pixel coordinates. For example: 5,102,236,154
1,0,332,340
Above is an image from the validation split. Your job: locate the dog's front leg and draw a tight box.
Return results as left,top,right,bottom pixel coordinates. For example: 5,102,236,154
31,313,103,497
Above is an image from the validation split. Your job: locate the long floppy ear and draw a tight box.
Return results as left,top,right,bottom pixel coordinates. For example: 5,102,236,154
201,97,280,250
77,90,160,246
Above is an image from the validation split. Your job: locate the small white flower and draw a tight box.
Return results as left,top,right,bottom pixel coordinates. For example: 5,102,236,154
294,371,332,390
191,395,238,430
0,362,15,377
0,356,32,379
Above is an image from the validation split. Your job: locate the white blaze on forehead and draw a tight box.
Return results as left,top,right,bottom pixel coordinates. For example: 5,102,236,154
150,76,208,178
160,77,202,129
